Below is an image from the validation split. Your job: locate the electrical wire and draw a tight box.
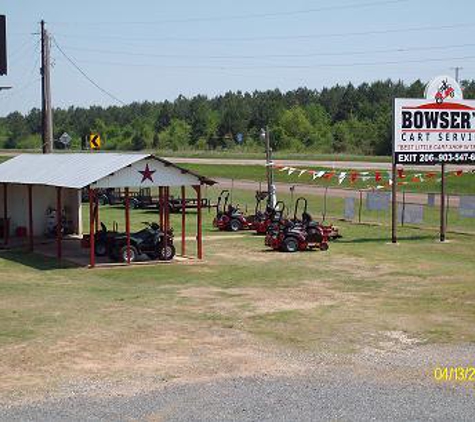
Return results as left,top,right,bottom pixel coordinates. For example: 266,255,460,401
49,0,410,25
52,37,127,106
59,42,475,61
53,54,475,70
52,22,475,44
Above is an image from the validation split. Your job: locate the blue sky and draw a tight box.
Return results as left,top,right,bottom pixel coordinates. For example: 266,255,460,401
1,0,474,116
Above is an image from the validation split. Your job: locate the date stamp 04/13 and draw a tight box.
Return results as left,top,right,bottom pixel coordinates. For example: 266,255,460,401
434,367,475,382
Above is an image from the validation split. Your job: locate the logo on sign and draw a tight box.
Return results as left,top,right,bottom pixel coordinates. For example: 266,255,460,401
424,75,463,104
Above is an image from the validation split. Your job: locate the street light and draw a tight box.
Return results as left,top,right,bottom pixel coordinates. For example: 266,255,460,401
260,127,276,208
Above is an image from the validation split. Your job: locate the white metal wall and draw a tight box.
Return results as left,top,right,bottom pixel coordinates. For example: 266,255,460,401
0,184,81,237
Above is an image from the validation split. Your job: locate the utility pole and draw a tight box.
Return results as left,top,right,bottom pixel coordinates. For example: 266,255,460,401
41,20,53,153
451,66,462,83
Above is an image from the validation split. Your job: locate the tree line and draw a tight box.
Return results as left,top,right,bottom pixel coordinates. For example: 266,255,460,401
2,79,475,155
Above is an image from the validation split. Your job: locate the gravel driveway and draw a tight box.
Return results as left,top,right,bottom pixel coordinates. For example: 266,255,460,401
1,373,473,422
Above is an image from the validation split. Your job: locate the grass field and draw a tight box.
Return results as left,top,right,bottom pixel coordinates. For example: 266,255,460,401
181,163,475,195
1,187,475,400
0,149,392,163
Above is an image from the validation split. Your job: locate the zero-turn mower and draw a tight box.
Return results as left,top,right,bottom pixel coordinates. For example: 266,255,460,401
265,197,329,252
213,190,255,232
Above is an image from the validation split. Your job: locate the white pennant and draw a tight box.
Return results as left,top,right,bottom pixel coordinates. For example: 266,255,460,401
338,172,347,185
313,171,326,180
279,166,289,172
287,167,296,175
298,169,307,177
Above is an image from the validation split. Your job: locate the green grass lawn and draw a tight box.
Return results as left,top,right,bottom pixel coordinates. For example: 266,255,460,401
1,196,475,397
153,148,392,163
181,163,475,195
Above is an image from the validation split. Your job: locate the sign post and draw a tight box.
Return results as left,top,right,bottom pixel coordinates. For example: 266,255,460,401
393,75,473,242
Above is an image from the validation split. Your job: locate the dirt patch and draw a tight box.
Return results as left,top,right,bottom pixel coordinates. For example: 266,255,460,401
178,282,355,316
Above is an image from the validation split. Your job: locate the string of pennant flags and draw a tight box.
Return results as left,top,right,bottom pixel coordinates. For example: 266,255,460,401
274,165,474,189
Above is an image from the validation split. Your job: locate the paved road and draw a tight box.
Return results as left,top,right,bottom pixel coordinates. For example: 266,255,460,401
1,373,473,421
166,157,475,172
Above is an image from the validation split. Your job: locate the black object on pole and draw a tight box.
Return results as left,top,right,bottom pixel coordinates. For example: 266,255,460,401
0,15,6,75
440,164,446,242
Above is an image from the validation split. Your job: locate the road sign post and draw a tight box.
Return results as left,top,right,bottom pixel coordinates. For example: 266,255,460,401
89,133,101,150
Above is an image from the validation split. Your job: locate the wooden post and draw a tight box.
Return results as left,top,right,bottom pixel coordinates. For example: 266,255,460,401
358,190,363,224
56,187,62,260
158,187,162,229
125,187,131,265
163,187,168,257
3,183,8,245
391,98,397,244
194,184,203,260
181,186,186,257
89,187,95,268
440,164,446,242
94,193,99,233
28,185,34,251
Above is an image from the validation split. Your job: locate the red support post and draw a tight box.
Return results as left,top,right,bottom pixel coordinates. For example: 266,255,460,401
159,186,164,229
56,187,62,260
3,183,8,245
125,187,131,265
89,188,95,268
94,193,99,233
181,186,186,257
194,184,203,260
28,185,34,252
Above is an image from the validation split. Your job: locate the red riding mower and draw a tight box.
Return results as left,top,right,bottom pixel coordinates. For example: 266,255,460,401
213,190,255,232
254,200,286,235
265,197,329,252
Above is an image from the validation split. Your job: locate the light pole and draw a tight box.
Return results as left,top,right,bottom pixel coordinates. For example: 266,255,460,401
260,127,276,208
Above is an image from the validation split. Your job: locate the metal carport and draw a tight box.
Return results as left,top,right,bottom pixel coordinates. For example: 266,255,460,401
0,153,215,267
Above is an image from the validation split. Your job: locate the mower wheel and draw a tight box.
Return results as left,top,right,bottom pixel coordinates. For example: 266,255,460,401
283,237,299,253
158,244,176,261
119,245,138,262
229,219,242,232
95,240,108,257
320,242,329,251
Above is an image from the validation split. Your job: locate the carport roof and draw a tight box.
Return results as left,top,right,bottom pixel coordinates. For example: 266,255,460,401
0,153,215,189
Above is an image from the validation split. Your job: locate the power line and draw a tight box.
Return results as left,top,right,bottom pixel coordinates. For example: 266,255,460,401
49,0,410,25
52,37,126,106
55,54,475,70
52,22,475,44
60,42,475,61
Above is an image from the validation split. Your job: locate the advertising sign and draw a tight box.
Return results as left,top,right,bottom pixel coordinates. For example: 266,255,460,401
394,76,475,165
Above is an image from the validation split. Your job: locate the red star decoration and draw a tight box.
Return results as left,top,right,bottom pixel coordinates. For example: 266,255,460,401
139,163,156,183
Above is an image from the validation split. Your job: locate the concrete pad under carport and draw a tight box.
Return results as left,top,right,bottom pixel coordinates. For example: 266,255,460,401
0,236,196,268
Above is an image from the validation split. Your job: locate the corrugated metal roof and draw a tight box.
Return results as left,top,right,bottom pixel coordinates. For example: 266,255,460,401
0,153,149,188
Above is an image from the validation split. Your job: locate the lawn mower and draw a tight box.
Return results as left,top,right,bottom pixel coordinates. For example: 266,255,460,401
265,197,329,252
213,190,255,232
254,200,286,235
108,222,175,262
